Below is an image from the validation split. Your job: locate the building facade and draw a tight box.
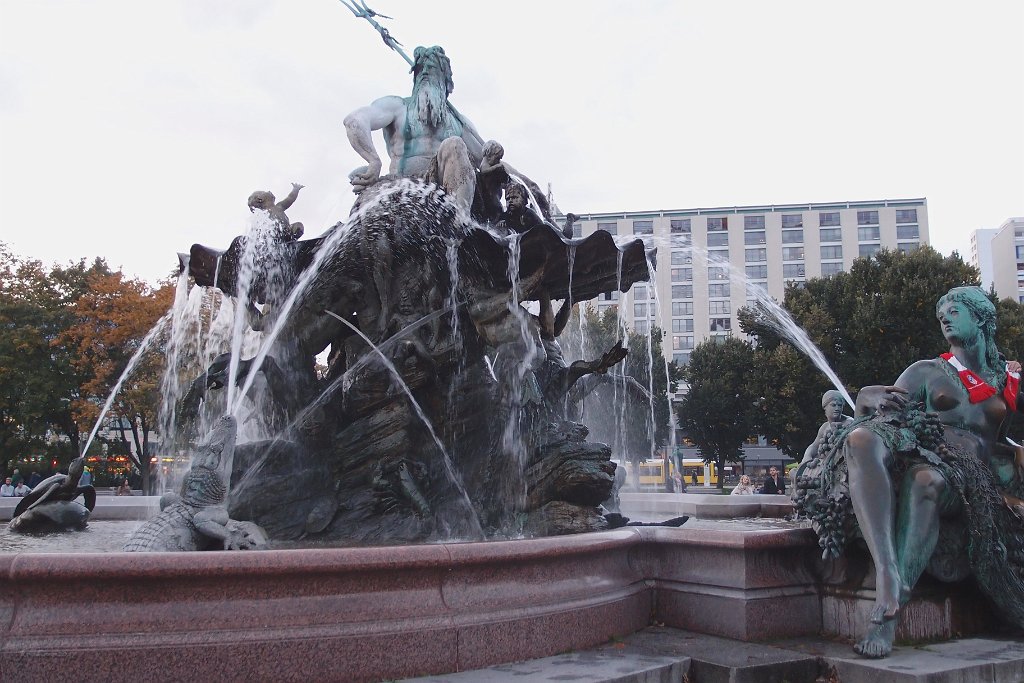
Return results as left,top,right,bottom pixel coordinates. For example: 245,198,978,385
565,198,929,366
973,218,1024,302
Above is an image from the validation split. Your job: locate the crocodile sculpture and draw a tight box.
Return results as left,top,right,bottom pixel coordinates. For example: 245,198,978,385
124,415,267,552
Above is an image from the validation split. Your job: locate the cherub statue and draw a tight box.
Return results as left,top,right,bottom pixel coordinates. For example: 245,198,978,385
247,182,305,242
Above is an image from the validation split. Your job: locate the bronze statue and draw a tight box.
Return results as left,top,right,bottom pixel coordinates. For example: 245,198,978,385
795,286,1024,658
247,183,305,242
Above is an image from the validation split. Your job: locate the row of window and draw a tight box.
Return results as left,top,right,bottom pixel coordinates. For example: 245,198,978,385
589,208,919,235
671,284,732,299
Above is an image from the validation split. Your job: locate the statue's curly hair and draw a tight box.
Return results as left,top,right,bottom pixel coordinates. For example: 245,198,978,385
936,286,999,373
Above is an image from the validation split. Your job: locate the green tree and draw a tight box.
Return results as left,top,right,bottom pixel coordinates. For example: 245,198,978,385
677,337,757,489
739,246,986,457
0,244,111,470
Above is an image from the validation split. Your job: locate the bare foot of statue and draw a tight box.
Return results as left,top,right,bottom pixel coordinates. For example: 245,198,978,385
872,564,902,622
854,619,896,658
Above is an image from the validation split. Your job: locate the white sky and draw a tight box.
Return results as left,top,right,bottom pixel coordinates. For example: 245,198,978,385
1,0,1021,285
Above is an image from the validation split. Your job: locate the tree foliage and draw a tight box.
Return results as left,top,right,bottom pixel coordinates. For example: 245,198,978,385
735,246,1024,456
677,337,757,488
0,242,172,480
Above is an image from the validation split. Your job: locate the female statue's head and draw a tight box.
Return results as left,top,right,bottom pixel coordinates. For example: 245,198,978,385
936,286,998,369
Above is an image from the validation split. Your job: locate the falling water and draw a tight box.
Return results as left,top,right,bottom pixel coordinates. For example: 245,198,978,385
81,312,173,457
701,248,855,409
446,239,460,340
613,250,629,462
645,254,678,469
233,181,421,409
641,260,657,456
323,309,483,539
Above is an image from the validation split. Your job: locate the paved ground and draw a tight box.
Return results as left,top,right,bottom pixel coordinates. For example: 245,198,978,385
402,626,1024,683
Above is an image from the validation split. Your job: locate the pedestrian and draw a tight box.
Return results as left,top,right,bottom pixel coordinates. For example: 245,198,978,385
761,466,786,495
731,474,756,495
10,469,23,487
80,466,93,487
0,477,14,497
13,481,30,497
27,471,41,488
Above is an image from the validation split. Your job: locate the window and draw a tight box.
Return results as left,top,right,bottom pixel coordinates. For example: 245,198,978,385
783,263,806,278
601,291,619,301
672,302,693,316
820,245,843,259
1017,246,1024,260
857,210,879,225
744,215,765,230
710,300,731,314
858,226,880,241
671,251,691,265
821,262,844,276
633,302,647,318
672,285,693,299
707,217,728,231
819,212,841,226
670,219,691,233
820,227,842,242
782,246,805,260
568,222,582,238
710,317,732,332
897,225,919,240
745,264,768,279
597,221,618,235
632,220,654,235
710,335,729,344
707,232,729,247
781,214,803,228
709,249,729,262
673,353,690,366
673,335,694,350
671,267,693,282
633,285,647,299
671,234,692,248
709,283,731,297
746,248,767,262
782,230,804,244
708,266,728,280
745,231,766,245
895,208,918,223
897,243,920,254
859,244,880,258
672,318,694,333
671,303,696,317
634,320,649,334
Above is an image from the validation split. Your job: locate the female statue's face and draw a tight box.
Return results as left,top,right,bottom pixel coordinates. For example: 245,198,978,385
937,300,979,345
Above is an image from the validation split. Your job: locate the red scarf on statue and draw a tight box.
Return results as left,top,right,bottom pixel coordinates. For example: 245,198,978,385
940,352,1019,410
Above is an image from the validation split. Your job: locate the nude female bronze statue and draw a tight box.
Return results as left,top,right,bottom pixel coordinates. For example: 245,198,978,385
795,286,1024,658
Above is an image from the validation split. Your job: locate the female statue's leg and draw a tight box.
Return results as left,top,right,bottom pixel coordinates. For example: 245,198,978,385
895,465,946,598
844,427,900,657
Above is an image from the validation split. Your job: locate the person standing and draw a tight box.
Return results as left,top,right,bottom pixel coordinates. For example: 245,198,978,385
762,466,786,495
0,478,14,497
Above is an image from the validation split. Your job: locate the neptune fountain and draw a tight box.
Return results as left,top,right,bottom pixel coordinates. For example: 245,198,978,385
113,39,652,551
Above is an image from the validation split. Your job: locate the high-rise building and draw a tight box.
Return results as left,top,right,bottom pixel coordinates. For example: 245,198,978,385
972,218,1024,302
563,198,929,365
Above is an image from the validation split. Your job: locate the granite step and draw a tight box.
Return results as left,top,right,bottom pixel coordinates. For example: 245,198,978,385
400,626,1024,683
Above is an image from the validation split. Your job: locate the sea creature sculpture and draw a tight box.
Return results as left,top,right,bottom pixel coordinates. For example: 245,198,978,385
124,416,267,552
9,456,96,533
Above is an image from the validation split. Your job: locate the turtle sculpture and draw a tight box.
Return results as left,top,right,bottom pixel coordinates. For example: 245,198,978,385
9,456,96,533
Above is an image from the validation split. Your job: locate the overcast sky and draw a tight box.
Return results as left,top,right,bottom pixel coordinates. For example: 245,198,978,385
1,0,1021,285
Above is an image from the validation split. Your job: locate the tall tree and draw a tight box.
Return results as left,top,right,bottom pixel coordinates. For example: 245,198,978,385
677,337,757,489
0,244,110,468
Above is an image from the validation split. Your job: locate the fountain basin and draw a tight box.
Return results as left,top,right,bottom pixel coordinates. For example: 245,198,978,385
620,492,795,520
0,525,821,682
0,495,157,522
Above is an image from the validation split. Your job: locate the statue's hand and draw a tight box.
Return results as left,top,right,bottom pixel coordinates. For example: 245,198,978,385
855,385,908,417
349,163,382,192
1009,360,1022,374
291,182,305,191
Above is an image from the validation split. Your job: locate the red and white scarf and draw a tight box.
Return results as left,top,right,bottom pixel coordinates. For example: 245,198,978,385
940,352,1020,410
